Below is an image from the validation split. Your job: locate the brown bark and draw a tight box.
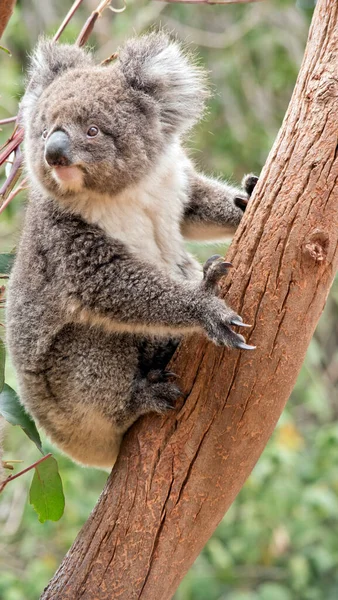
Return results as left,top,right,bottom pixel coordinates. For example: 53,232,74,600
0,0,16,39
41,0,338,598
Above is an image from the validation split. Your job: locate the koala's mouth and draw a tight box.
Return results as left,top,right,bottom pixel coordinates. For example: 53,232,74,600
52,165,84,189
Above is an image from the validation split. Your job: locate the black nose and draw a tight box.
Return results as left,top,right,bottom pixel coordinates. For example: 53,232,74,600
45,131,72,167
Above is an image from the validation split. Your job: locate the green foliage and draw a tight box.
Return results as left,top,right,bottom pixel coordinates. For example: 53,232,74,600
0,383,42,453
0,45,11,56
29,456,65,523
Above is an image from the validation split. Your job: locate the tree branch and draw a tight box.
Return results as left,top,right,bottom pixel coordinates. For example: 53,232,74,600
0,0,16,39
40,0,338,599
0,453,52,493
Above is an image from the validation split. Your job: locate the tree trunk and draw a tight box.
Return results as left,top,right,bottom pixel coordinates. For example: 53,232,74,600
41,0,338,598
0,0,16,39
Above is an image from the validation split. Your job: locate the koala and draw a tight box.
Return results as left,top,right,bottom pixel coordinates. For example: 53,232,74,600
6,33,258,468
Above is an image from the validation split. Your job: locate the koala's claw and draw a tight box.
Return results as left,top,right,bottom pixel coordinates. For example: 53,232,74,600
201,257,255,350
230,317,251,328
147,369,178,383
203,255,233,292
162,371,179,380
235,340,256,351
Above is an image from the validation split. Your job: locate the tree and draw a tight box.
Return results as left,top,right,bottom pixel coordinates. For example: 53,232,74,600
0,0,16,39
39,0,338,598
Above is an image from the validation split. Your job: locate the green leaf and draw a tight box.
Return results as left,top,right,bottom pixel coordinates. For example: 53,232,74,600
0,45,11,56
0,338,5,393
0,384,42,453
0,253,15,275
29,456,65,523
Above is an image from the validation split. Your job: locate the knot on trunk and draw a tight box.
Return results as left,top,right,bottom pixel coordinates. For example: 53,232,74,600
303,229,329,263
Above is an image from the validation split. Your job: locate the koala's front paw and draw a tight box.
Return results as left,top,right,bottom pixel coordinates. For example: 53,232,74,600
234,173,259,212
202,254,232,294
201,298,255,350
199,257,255,350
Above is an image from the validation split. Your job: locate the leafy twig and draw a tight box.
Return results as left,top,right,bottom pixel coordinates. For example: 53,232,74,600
0,453,52,493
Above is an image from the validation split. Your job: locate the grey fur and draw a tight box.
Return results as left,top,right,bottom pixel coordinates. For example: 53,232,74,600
6,33,257,468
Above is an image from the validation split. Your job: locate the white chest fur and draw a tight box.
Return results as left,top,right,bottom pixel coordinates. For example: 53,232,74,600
84,143,201,280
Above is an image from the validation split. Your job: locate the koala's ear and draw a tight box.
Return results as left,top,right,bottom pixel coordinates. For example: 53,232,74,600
117,32,209,135
20,39,93,122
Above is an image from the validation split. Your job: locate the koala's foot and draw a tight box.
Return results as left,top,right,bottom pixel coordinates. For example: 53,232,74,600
133,373,182,416
234,174,259,211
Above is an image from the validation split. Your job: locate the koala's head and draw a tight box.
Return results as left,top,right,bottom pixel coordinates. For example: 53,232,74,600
21,32,208,204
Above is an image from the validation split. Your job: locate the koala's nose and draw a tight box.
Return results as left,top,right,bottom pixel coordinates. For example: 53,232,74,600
45,130,72,167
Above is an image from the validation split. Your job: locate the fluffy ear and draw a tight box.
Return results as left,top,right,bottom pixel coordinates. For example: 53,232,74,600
20,39,93,122
117,32,209,136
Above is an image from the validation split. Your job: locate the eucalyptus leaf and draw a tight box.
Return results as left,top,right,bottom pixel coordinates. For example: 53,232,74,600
29,456,65,523
0,45,11,56
0,383,42,453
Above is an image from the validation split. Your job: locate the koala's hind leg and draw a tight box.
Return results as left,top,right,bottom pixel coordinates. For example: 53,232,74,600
35,325,181,467
116,369,182,430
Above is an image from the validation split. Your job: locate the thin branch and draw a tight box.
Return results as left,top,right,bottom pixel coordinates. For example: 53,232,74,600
0,127,24,163
0,176,28,215
0,116,17,125
0,146,22,201
0,128,24,205
76,0,116,47
53,0,86,42
0,453,52,494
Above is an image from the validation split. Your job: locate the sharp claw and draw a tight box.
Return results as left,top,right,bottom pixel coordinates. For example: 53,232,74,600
230,319,251,328
209,254,222,262
163,371,178,380
204,255,222,270
236,342,256,351
217,262,232,274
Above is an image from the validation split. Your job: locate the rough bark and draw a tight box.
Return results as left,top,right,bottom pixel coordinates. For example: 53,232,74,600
41,0,338,598
0,0,16,39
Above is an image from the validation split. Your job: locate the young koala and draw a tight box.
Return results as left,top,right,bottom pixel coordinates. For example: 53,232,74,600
6,33,258,468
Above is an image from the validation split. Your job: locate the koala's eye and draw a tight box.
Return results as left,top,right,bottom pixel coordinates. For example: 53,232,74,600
42,128,48,140
87,125,99,138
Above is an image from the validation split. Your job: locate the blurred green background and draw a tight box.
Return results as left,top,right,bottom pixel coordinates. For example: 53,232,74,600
1,1,338,599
